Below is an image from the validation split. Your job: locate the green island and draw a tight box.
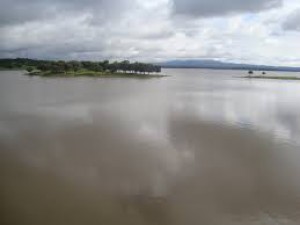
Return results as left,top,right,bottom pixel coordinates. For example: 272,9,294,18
0,58,166,78
243,71,300,80
244,75,300,81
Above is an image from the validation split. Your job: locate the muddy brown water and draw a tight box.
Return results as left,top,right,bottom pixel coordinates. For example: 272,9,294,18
1,69,300,225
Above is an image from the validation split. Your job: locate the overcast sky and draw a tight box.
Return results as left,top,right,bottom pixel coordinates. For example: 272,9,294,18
1,0,300,65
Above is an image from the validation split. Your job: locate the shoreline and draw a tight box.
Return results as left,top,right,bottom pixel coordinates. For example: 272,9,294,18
27,71,168,79
243,75,300,81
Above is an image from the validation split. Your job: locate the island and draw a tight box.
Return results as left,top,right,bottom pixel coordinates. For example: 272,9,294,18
245,76,300,80
0,58,165,78
244,71,300,81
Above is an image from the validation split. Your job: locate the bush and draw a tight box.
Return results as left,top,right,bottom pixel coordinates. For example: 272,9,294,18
26,66,34,73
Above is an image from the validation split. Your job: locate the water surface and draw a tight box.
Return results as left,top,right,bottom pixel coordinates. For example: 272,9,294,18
1,69,300,225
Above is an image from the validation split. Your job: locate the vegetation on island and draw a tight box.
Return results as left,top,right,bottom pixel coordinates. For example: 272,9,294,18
0,58,164,78
245,70,300,80
248,71,267,76
245,75,300,80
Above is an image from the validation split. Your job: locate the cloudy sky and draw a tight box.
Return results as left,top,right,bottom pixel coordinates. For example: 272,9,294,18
1,0,300,65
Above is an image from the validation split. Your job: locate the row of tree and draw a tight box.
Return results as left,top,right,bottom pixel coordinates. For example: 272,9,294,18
0,58,161,74
35,60,161,74
248,70,266,75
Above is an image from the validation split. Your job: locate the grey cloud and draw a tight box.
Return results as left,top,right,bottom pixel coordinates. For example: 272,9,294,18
172,0,282,17
0,0,142,59
282,9,300,31
0,0,176,61
0,0,131,26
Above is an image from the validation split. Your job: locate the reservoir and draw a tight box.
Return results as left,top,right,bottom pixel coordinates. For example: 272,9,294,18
1,69,300,225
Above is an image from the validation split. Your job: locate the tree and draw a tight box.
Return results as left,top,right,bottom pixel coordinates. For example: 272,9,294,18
108,62,118,73
132,62,140,74
70,61,81,72
37,63,51,72
57,61,66,73
155,65,161,73
26,66,34,73
0,58,161,76
93,64,103,72
50,61,65,73
120,60,130,73
101,60,110,71
64,62,73,73
248,70,254,76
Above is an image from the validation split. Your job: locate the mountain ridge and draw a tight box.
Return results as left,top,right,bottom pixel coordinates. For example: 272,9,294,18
159,59,300,72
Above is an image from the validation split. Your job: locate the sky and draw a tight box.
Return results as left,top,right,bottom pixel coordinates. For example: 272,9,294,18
1,0,300,66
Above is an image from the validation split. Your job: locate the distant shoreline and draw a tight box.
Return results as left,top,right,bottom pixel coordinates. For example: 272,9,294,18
160,59,300,72
162,66,300,72
243,75,300,81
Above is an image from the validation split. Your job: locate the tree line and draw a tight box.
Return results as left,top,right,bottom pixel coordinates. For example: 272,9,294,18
0,58,161,74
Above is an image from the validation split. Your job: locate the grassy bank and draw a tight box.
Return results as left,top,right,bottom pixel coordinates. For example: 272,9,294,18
244,75,300,81
27,71,167,78
0,67,24,71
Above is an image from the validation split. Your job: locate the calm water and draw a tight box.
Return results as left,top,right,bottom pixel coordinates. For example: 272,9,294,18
1,69,300,225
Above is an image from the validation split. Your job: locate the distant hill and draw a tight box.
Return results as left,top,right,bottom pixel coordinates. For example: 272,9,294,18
159,59,300,72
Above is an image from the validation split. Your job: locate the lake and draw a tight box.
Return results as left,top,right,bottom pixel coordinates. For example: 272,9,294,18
1,69,300,225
